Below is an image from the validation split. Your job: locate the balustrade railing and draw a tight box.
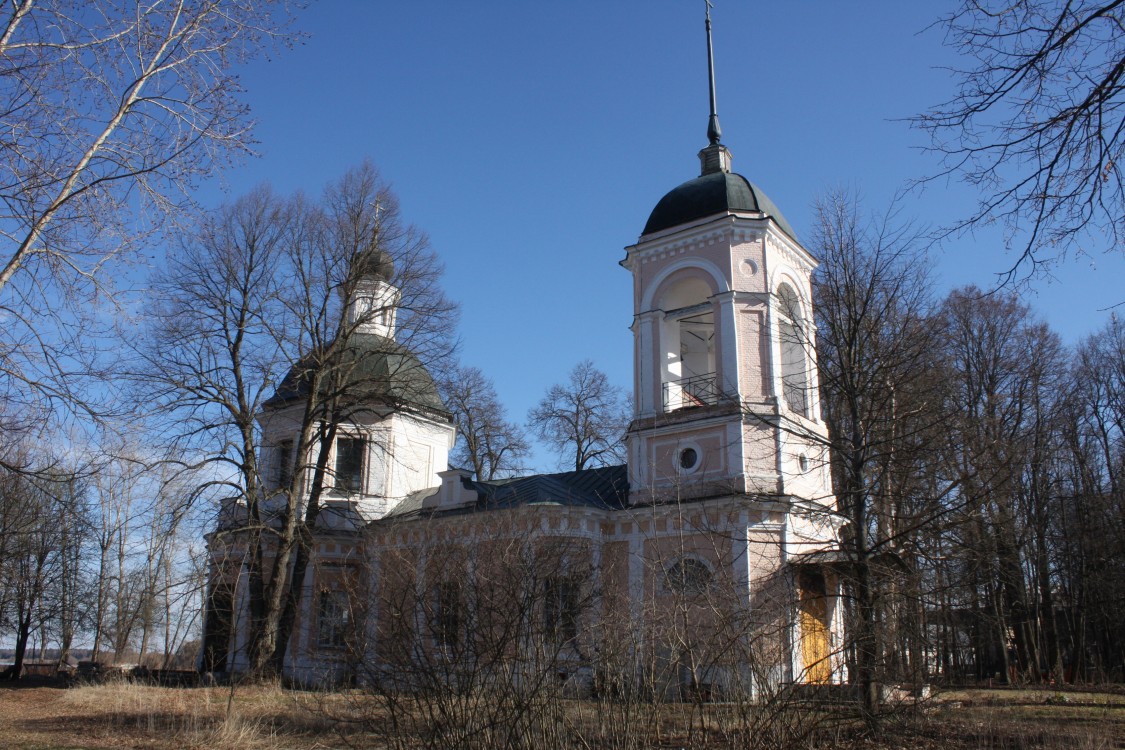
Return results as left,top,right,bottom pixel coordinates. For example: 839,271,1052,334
663,372,723,411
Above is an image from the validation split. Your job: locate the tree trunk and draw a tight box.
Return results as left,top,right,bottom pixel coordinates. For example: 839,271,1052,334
4,608,34,679
270,422,338,673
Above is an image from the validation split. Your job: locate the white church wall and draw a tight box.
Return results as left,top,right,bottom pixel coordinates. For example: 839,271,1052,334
383,412,452,504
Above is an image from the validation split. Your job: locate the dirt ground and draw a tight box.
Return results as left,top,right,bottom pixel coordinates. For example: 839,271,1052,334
1,680,1123,750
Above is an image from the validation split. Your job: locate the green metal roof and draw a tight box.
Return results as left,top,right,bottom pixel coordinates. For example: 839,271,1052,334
263,332,448,416
643,171,797,240
382,464,630,521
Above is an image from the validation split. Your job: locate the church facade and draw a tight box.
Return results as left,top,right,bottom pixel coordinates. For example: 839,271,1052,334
202,63,843,695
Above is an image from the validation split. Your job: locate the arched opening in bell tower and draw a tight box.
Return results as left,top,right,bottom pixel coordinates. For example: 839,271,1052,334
658,276,717,411
777,282,810,417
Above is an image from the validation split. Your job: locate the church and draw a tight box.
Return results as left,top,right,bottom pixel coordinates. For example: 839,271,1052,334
201,17,843,698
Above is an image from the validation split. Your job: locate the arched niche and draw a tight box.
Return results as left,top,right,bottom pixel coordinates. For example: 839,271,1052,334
776,281,809,416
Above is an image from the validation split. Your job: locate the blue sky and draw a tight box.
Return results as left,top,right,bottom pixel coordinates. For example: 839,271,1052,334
200,1,1125,472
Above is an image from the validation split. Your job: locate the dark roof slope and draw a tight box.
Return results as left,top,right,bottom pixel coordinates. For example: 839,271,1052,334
263,332,447,415
383,464,630,522
643,171,796,239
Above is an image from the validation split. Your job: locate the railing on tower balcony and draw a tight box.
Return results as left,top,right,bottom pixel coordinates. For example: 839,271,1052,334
663,372,723,412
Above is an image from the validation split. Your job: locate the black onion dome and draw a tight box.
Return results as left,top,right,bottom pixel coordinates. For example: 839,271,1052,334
642,171,797,239
353,248,395,281
263,333,448,416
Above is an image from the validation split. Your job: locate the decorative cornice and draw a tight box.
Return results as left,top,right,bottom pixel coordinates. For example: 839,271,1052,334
764,227,818,275
626,400,742,435
623,214,766,267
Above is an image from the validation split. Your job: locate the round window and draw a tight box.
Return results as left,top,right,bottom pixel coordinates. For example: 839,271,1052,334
665,557,713,594
679,447,699,471
799,454,809,473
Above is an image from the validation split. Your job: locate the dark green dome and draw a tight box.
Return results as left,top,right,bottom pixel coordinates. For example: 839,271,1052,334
643,171,796,239
353,248,394,281
264,332,448,416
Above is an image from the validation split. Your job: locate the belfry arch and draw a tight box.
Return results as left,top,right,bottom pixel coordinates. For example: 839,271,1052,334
656,273,719,411
776,280,810,417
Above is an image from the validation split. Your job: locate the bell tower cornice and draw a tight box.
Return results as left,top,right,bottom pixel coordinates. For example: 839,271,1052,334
763,226,818,277
623,215,767,269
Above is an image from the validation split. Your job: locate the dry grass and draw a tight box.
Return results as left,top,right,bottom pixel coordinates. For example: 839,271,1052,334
2,682,1124,749
846,688,1125,750
2,680,343,750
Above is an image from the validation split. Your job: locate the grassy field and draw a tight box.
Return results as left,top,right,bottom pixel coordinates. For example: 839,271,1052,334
1,680,1123,749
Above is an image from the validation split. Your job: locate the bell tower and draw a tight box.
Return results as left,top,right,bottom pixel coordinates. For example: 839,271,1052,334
622,7,833,511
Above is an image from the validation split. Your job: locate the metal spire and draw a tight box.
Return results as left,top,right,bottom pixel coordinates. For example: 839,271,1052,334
697,0,732,175
705,0,722,146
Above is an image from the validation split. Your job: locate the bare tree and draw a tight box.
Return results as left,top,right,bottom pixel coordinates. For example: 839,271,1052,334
264,162,456,675
438,364,529,480
528,360,629,472
1057,316,1125,679
810,190,942,724
917,0,1125,274
326,506,841,750
0,0,295,424
0,460,86,679
935,286,1067,683
355,531,599,750
0,0,296,295
143,162,456,678
139,184,293,674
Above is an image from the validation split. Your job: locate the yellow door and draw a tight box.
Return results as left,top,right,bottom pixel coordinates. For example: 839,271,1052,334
798,570,832,684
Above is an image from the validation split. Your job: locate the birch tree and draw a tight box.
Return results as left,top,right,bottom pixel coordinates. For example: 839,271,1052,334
0,0,295,421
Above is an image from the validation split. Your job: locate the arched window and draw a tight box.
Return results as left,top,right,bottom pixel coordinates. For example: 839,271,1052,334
544,575,580,644
658,276,717,411
664,557,714,595
777,283,809,416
